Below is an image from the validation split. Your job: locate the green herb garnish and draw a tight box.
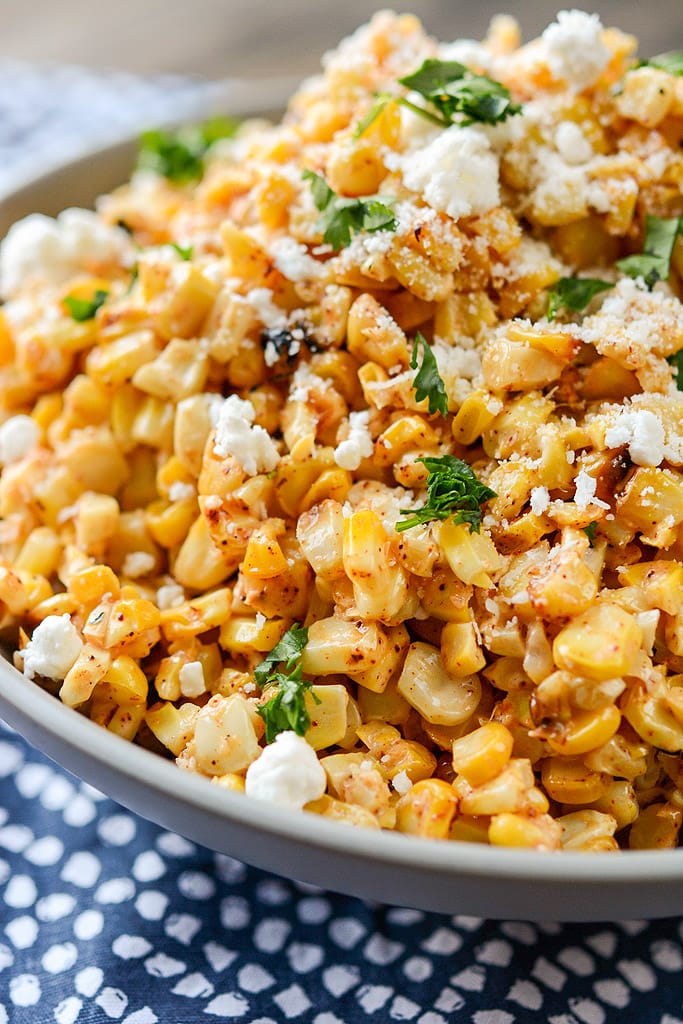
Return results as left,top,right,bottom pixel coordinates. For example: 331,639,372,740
169,242,193,261
668,349,683,390
583,521,598,545
547,277,613,320
641,51,683,75
616,214,681,289
254,624,319,743
137,115,240,183
302,169,396,251
410,332,448,416
396,454,497,533
399,58,521,127
63,289,108,322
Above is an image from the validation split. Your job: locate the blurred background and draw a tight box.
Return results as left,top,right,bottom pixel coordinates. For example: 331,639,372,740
3,0,683,78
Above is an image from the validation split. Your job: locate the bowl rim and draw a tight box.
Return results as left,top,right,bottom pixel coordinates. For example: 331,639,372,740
1,109,682,895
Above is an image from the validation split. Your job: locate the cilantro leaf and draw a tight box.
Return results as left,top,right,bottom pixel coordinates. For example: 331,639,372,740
169,242,193,260
547,277,613,320
583,521,598,545
254,624,309,687
668,349,683,390
253,624,319,743
410,332,448,416
137,115,240,183
396,454,497,533
302,170,396,251
63,289,108,322
643,51,683,75
398,58,521,127
353,95,392,139
616,214,681,289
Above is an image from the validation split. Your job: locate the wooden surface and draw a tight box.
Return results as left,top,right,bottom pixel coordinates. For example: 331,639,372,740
2,0,682,79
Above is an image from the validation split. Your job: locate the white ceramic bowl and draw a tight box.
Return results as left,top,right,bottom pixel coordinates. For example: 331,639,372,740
1,102,683,922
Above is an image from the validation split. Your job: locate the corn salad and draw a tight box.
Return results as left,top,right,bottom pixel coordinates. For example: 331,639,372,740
1,10,683,851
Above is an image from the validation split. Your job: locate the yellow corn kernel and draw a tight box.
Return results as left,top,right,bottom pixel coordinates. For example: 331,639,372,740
193,694,263,776
541,757,611,804
69,565,120,607
74,493,120,555
15,528,62,578
154,654,185,702
617,560,683,615
482,336,566,392
617,468,683,548
451,722,514,786
300,469,352,512
212,773,246,793
489,812,562,850
439,520,502,588
242,530,288,579
59,644,112,708
131,395,175,450
173,393,217,475
616,66,675,127
584,733,649,781
101,655,149,706
296,500,345,581
103,598,160,651
395,779,458,839
622,680,683,753
146,497,197,549
146,702,200,756
59,427,129,495
559,810,619,851
553,602,642,681
546,705,622,757
302,617,386,677
173,515,235,590
30,593,79,622
86,330,161,387
459,758,536,816
375,417,438,467
274,450,334,518
356,721,437,782
306,795,380,829
397,641,481,726
154,264,219,340
219,616,289,656
629,801,682,849
441,621,486,678
357,680,411,726
160,587,232,641
305,684,349,751
419,567,472,623
133,339,209,401
346,293,410,370
342,509,409,624
584,780,639,831
240,535,312,621
451,391,500,446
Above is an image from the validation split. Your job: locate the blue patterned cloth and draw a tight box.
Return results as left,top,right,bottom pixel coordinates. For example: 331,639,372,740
1,61,683,1024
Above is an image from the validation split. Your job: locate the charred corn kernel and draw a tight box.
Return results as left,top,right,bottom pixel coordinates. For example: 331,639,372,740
559,810,619,851
306,795,380,829
57,643,110,707
303,617,386,677
584,780,639,830
346,294,409,370
441,621,486,677
553,602,642,681
395,778,458,838
419,568,472,623
173,515,235,590
86,330,160,386
193,694,262,776
546,705,622,756
69,565,120,607
160,587,232,641
15,528,62,578
489,812,562,850
439,520,502,588
629,801,682,849
459,758,535,816
542,757,611,804
397,641,481,726
343,509,408,623
584,733,649,781
622,680,683,753
452,723,514,786
219,616,288,655
305,685,349,751
146,701,200,756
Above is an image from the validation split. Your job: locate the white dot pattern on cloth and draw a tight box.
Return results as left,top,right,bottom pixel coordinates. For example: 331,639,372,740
1,62,683,1022
0,722,682,1023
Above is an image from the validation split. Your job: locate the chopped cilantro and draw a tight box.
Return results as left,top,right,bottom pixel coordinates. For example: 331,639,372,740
63,289,108,322
169,242,193,260
398,58,521,127
642,51,683,75
616,214,681,289
410,332,448,416
254,624,320,743
583,521,598,545
302,169,396,251
546,277,613,320
396,454,497,533
137,115,240,183
668,349,683,390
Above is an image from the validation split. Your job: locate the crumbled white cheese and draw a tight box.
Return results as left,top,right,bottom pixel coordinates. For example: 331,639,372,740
573,469,610,510
263,341,281,367
122,552,156,578
392,770,413,796
255,612,266,630
530,486,551,516
0,414,40,465
22,614,82,681
604,409,665,467
398,125,500,220
289,365,330,403
212,394,279,476
438,39,493,72
554,121,593,164
246,288,287,329
271,238,322,282
203,495,223,511
334,411,374,471
179,661,206,699
541,10,609,89
244,731,326,810
156,583,185,610
0,208,133,299
168,481,196,502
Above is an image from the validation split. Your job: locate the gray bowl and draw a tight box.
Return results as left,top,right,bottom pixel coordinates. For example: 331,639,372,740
1,98,682,921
